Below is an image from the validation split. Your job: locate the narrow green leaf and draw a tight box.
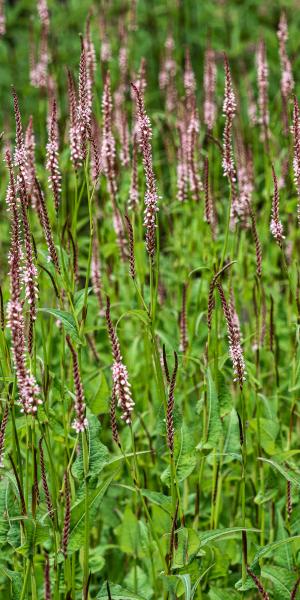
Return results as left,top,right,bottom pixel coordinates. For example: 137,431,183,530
176,574,191,600
199,527,259,548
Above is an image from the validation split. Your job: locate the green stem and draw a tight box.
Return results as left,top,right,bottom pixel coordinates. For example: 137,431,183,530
220,183,232,269
20,560,31,600
82,430,90,596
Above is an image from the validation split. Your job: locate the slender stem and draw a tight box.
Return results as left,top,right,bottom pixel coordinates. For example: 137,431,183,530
220,182,232,269
20,560,31,600
82,430,90,596
241,389,247,584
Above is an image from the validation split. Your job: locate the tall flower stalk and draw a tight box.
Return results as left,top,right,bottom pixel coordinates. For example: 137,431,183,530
131,82,159,260
46,98,62,215
216,282,246,389
277,12,294,133
102,71,127,260
256,39,269,147
270,165,284,246
6,151,41,414
221,54,237,264
204,47,217,131
292,95,300,224
105,297,134,425
19,173,38,355
66,336,88,433
222,54,236,184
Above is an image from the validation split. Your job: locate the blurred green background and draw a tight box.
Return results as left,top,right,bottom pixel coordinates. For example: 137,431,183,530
1,0,300,124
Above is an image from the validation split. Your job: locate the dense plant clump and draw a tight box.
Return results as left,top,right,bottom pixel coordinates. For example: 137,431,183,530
1,1,300,599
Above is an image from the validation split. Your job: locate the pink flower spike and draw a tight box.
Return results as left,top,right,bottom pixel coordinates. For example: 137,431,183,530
131,82,159,259
46,98,62,214
270,165,284,246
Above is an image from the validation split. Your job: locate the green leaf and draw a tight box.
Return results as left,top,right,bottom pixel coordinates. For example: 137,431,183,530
217,371,232,416
38,308,82,344
68,473,115,553
199,527,259,548
74,287,92,314
252,536,300,564
140,489,172,514
117,309,150,328
116,505,140,556
89,546,105,574
173,528,201,568
124,565,153,599
1,569,23,600
97,583,145,599
222,408,241,462
88,373,110,415
209,588,240,600
176,574,191,600
188,266,211,277
275,509,292,570
261,566,295,599
16,520,49,558
258,457,300,487
161,452,196,486
250,419,279,454
203,368,222,449
72,413,109,479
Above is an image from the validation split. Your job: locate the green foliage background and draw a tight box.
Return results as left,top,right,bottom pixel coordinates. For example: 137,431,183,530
1,0,300,599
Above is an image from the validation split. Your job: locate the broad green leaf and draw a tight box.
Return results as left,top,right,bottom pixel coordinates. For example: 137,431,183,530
72,413,109,479
161,424,197,485
204,368,222,449
89,547,105,574
209,588,240,600
140,489,172,514
217,371,232,416
261,566,295,599
68,473,115,553
74,287,92,314
161,452,196,486
97,583,145,599
223,408,241,461
116,505,140,556
124,565,153,599
173,528,201,568
250,419,279,454
275,509,292,570
258,457,300,487
0,519,9,544
88,372,110,415
1,569,23,600
38,308,82,344
16,520,49,558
